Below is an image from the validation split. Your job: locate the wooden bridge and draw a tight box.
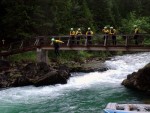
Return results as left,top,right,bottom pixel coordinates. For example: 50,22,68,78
0,34,150,62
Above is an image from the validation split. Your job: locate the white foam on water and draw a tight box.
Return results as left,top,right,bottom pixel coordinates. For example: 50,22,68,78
67,52,150,86
0,52,150,104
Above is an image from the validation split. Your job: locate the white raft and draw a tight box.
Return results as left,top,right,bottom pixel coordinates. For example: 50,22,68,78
104,103,150,113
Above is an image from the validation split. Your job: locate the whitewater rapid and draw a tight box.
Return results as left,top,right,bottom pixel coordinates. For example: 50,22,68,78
0,52,150,104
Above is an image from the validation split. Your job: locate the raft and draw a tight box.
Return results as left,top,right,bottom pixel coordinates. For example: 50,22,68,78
104,103,150,113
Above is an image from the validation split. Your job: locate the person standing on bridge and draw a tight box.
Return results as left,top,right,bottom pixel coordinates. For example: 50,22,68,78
133,25,139,45
51,38,64,56
76,28,82,45
102,26,109,46
109,27,117,45
69,28,76,45
86,27,94,45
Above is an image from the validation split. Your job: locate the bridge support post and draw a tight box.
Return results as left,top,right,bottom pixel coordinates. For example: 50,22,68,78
36,48,49,64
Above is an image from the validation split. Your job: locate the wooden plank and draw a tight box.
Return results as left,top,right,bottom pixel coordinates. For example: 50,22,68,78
1,45,150,57
41,46,150,52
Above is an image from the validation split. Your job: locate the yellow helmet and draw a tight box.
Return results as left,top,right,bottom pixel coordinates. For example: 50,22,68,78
104,26,107,29
70,28,73,30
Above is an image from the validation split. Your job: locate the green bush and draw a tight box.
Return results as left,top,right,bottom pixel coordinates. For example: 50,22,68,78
120,12,150,33
8,51,36,63
48,50,113,64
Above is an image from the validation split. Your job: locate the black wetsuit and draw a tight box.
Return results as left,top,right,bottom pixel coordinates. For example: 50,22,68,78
53,41,60,56
76,31,82,45
110,29,116,45
70,31,75,45
134,28,139,45
86,31,92,45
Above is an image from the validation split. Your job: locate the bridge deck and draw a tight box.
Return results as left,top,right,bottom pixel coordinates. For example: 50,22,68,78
42,45,150,52
1,45,150,57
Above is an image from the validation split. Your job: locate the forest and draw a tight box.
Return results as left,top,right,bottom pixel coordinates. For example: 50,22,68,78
0,0,150,41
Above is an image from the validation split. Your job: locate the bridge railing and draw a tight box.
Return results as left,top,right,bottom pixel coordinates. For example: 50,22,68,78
0,34,149,56
0,38,38,53
49,34,147,47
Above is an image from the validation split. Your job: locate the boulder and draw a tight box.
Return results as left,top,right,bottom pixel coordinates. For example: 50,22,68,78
122,63,150,91
67,60,107,73
22,62,52,78
0,62,71,88
12,76,32,87
33,70,69,86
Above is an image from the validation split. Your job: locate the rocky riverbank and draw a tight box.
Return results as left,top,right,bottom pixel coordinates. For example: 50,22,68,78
64,58,107,73
0,59,107,88
0,60,70,88
122,63,150,92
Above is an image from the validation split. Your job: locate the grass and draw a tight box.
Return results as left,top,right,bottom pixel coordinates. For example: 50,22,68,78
48,50,113,64
6,49,118,64
7,51,36,63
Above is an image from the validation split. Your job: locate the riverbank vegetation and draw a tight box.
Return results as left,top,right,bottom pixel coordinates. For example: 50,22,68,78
7,51,37,63
8,51,113,64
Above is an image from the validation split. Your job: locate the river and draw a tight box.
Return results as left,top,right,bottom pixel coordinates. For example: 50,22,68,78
0,52,150,113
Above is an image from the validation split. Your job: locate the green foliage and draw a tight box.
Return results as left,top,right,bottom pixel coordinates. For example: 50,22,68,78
48,50,92,63
144,37,150,46
1,0,150,64
48,50,112,64
7,51,36,63
120,12,150,33
78,50,92,59
0,0,150,41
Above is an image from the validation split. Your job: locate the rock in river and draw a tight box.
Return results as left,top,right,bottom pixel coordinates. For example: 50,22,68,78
122,63,150,92
0,62,71,88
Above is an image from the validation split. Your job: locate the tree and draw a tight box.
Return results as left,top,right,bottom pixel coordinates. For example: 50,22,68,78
120,12,150,33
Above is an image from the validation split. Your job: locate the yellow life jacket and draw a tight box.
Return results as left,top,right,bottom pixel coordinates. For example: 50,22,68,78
55,40,64,43
109,29,116,35
70,30,76,36
86,30,94,35
76,31,82,35
102,29,109,34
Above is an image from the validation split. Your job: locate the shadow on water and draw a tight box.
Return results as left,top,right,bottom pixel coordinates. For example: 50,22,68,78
125,88,150,104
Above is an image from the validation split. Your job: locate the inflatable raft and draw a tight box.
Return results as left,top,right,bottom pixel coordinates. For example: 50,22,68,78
104,103,150,113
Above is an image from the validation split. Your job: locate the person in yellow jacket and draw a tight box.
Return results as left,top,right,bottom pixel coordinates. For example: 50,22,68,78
51,38,64,56
70,28,76,45
102,26,109,45
109,27,117,45
86,27,94,45
133,25,139,45
76,28,82,45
